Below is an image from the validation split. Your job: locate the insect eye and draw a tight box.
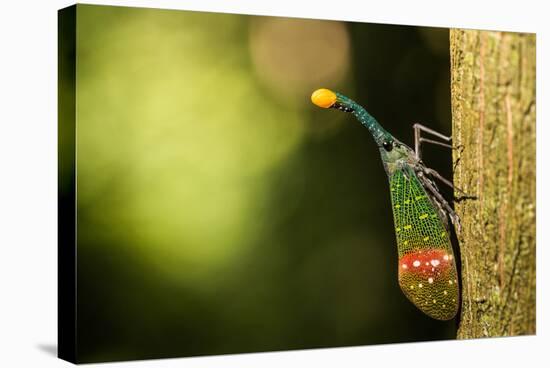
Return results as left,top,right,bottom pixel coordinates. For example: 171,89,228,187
383,141,394,152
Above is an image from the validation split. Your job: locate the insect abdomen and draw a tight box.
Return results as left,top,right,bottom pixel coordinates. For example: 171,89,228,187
389,169,459,320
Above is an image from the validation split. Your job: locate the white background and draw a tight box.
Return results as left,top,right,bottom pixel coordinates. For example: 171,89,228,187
0,0,546,366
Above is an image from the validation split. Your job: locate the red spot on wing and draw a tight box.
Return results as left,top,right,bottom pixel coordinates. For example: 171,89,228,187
398,249,453,276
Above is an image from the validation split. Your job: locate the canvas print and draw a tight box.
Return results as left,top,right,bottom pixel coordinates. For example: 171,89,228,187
58,4,536,363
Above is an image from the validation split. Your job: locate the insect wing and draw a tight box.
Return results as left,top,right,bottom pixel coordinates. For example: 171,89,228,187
389,167,459,320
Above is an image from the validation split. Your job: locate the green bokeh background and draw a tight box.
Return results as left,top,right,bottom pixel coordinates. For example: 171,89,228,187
64,4,456,362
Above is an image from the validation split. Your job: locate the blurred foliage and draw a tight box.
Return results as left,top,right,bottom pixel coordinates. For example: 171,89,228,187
63,4,455,362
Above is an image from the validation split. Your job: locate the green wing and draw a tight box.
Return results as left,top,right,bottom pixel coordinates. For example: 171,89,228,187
389,167,452,257
388,166,459,320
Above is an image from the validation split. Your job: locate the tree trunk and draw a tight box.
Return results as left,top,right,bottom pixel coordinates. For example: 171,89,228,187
450,29,536,338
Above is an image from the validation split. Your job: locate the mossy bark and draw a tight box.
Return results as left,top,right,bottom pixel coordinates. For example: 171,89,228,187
450,29,536,338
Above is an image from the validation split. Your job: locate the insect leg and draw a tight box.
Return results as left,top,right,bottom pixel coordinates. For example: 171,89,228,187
413,123,453,160
423,167,467,195
417,171,462,234
431,194,451,231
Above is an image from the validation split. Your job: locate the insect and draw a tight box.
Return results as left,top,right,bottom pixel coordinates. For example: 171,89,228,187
311,88,460,320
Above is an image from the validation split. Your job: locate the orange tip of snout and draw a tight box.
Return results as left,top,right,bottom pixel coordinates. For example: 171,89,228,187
311,88,337,108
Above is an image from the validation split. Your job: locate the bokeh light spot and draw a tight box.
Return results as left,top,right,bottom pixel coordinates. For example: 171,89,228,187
249,17,350,104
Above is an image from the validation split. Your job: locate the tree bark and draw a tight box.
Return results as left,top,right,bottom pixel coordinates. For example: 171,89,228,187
450,29,536,338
